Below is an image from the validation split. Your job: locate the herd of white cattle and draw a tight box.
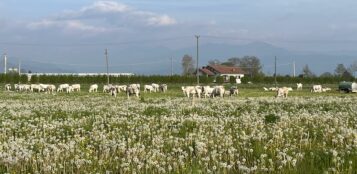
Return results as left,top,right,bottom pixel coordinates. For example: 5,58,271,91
263,83,332,98
4,83,168,98
181,85,239,98
4,82,333,98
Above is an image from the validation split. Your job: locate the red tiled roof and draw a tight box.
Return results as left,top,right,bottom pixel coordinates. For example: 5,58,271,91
199,68,215,75
208,65,245,74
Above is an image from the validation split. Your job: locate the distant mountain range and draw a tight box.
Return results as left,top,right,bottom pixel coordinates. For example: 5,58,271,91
3,42,356,75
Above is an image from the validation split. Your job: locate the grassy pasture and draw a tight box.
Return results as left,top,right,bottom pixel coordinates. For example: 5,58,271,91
0,83,356,173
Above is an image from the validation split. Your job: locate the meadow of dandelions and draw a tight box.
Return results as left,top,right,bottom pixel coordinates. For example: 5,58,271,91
0,93,356,173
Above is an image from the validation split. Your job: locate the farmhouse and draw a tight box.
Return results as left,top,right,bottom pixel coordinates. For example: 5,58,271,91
199,65,246,83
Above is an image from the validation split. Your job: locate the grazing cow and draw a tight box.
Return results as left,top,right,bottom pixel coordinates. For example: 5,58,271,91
57,84,69,92
19,84,30,92
263,87,269,91
127,84,140,98
39,84,49,92
269,87,278,91
322,87,331,92
151,83,160,92
202,86,214,98
276,87,289,98
116,85,127,93
30,84,41,92
181,86,202,98
5,84,11,91
297,83,303,90
311,85,322,93
67,86,74,93
71,84,81,92
229,86,239,96
89,84,98,93
14,84,20,91
212,86,225,98
110,86,117,97
159,84,168,92
46,84,56,94
144,85,155,93
103,84,112,93
287,87,293,91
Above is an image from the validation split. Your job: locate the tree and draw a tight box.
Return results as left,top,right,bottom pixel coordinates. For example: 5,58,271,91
302,64,314,77
320,72,333,77
238,56,263,77
335,64,347,77
347,61,357,77
342,71,353,79
221,57,240,66
208,59,221,65
181,54,195,76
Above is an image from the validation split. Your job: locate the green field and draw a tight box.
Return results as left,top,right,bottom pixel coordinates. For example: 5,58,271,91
0,84,356,173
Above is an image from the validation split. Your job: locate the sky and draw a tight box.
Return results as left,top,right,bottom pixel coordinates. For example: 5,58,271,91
1,0,357,73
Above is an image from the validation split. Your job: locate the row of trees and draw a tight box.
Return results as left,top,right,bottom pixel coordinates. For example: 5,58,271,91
302,61,357,79
0,73,354,85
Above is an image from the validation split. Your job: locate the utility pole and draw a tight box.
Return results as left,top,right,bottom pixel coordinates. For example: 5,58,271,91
4,52,7,74
18,59,21,76
105,48,109,85
274,56,277,88
293,60,296,77
195,35,200,85
171,57,173,76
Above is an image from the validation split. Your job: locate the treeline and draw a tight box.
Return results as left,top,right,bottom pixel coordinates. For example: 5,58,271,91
0,74,215,84
0,74,354,85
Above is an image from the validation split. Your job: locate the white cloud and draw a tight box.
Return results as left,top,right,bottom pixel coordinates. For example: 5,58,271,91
27,0,177,33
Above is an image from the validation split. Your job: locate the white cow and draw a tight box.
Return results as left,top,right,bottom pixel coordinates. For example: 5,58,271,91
297,83,303,90
311,85,322,93
110,86,117,97
276,87,289,98
103,84,112,93
212,86,225,98
20,84,31,92
30,84,41,92
202,86,214,98
71,84,81,92
5,84,11,91
144,85,155,93
322,87,331,92
182,86,202,98
151,83,160,92
263,87,269,91
127,84,140,98
116,85,127,93
67,86,74,93
269,87,278,91
46,84,56,94
229,86,239,96
57,84,69,92
39,84,49,92
159,84,168,92
89,84,98,93
287,87,293,92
